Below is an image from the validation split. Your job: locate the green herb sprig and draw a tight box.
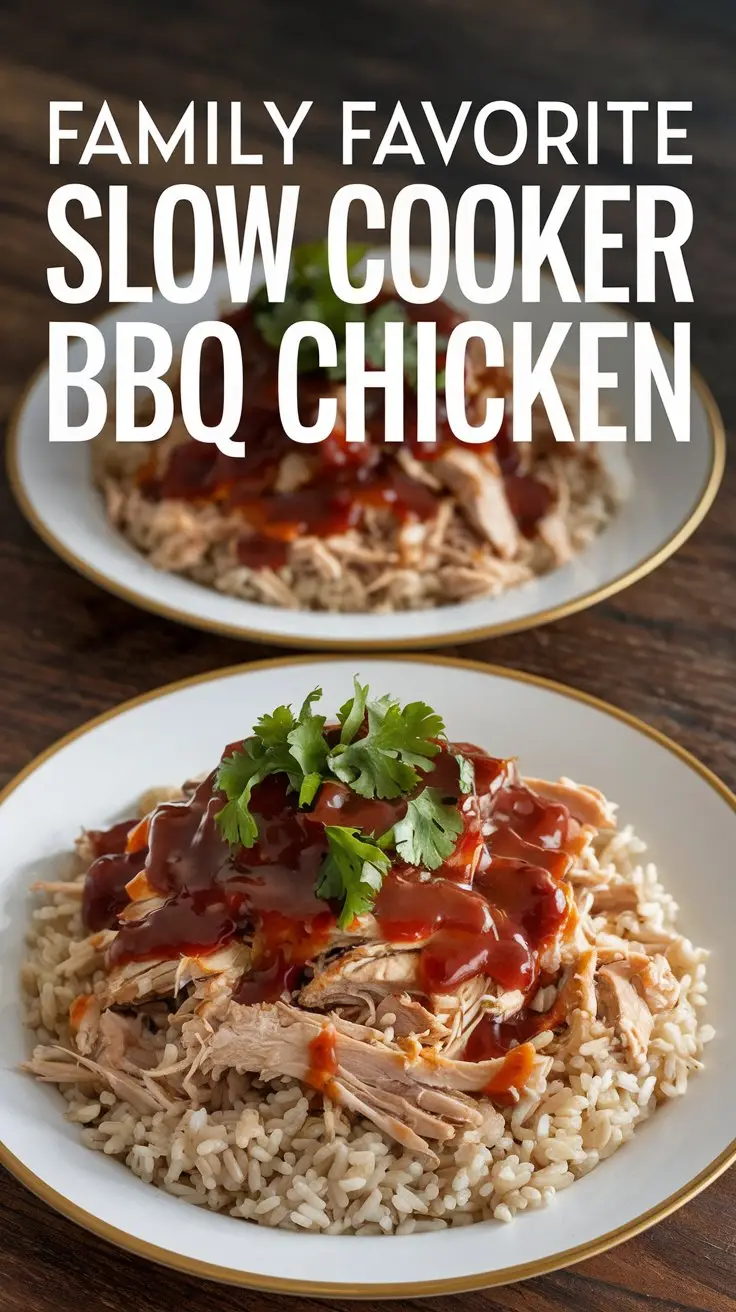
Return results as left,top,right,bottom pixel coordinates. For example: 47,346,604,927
214,677,475,925
216,688,327,847
385,789,464,869
251,241,446,390
327,679,444,800
315,826,392,929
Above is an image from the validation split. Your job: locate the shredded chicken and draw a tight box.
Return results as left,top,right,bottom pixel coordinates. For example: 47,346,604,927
432,448,520,559
598,954,679,1014
24,1007,185,1114
395,447,443,491
299,944,449,1041
523,776,618,829
535,510,574,566
591,883,641,915
93,293,622,620
596,962,654,1065
595,930,677,962
24,1048,173,1114
299,944,422,1008
25,723,652,1191
273,452,313,494
181,1001,548,1163
375,993,446,1040
96,942,252,1009
432,978,524,1058
636,954,680,1011
559,947,598,1018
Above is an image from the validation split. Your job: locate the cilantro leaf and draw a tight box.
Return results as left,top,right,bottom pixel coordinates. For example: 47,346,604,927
401,325,420,389
253,297,306,351
251,240,447,389
326,302,448,391
391,788,463,870
326,301,418,386
286,687,327,778
214,678,457,875
332,746,417,800
291,241,368,285
215,686,326,847
298,687,323,721
455,752,475,795
254,703,297,747
299,771,323,808
252,242,367,374
217,798,258,848
316,826,391,929
337,676,369,745
288,714,328,778
384,700,446,766
328,693,445,799
215,741,290,848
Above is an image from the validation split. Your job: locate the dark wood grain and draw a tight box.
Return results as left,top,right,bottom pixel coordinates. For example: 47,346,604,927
0,0,734,1307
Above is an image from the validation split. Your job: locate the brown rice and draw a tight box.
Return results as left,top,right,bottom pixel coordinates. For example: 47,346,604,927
92,369,622,615
21,809,711,1234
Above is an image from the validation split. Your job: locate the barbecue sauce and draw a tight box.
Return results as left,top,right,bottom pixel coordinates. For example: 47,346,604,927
82,734,576,1064
139,298,554,558
305,1025,339,1095
82,814,147,933
98,772,335,984
372,752,572,1000
85,817,139,857
465,1008,559,1062
482,1041,537,1097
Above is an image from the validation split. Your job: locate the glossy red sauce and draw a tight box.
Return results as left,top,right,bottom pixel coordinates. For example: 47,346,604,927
504,474,555,538
483,1041,537,1097
69,994,95,1029
140,298,554,558
85,817,138,858
233,951,301,1004
83,815,147,932
82,740,576,1029
305,1024,339,1094
235,469,439,568
95,772,335,984
465,1007,559,1062
372,753,573,998
233,910,334,1004
309,780,407,838
107,891,238,968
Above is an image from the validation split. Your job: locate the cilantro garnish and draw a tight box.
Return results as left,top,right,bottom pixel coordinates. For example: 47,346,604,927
251,242,367,374
315,826,391,929
328,679,444,799
215,687,326,847
388,788,463,871
252,240,446,390
216,742,288,847
215,677,471,918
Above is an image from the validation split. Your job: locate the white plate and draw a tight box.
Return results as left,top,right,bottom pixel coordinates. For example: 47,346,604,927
0,655,733,1294
8,254,724,649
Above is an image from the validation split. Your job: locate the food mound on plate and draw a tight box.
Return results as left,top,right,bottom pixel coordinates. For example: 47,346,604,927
23,681,710,1233
93,244,622,613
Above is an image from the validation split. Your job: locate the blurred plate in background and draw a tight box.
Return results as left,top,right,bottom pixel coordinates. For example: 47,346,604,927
8,256,724,648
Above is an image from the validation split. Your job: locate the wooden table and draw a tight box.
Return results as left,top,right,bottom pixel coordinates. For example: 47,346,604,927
0,1,734,1308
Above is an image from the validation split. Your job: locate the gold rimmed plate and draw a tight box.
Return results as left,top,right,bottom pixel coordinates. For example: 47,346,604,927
7,254,725,648
0,655,733,1294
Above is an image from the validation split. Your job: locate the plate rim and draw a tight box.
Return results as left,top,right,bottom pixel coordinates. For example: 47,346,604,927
1,651,735,1295
6,305,726,650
